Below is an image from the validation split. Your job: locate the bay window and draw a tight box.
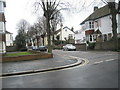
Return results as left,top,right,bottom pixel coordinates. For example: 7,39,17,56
89,21,94,29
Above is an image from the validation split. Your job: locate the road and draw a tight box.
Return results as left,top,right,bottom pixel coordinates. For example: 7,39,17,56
2,50,119,88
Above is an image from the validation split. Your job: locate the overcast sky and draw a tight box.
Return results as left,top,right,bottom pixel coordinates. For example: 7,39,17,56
5,0,118,39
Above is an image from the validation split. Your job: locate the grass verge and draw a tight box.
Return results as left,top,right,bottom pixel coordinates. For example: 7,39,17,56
5,52,33,57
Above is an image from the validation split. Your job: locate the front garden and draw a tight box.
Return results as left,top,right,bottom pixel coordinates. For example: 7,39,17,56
2,51,53,62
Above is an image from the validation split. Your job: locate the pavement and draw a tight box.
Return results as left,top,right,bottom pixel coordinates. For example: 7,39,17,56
1,53,83,77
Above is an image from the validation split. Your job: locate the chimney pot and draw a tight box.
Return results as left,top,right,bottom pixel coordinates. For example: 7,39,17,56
94,6,98,11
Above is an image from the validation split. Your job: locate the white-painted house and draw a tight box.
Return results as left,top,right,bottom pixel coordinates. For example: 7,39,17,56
60,26,75,41
80,3,120,43
75,29,85,44
6,31,13,46
0,0,6,53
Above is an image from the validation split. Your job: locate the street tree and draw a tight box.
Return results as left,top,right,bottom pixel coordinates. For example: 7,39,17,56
34,0,69,53
16,19,30,35
15,19,30,50
102,0,120,50
50,11,63,44
27,17,47,47
15,32,26,51
36,17,47,46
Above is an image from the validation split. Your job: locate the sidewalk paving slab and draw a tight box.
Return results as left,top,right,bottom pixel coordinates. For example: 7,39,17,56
2,54,80,76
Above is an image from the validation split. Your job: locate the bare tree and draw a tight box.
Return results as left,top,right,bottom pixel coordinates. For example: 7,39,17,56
36,16,47,46
34,0,69,53
27,16,47,47
101,0,120,50
50,11,63,44
17,19,30,35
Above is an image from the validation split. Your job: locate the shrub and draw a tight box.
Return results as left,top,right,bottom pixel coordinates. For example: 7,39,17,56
20,47,28,51
88,42,96,49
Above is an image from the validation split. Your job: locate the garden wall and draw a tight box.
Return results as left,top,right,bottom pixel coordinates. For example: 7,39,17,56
95,39,120,50
2,52,53,62
6,46,17,52
75,43,86,51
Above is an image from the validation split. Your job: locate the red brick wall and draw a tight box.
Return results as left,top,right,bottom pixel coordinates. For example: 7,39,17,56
2,53,53,62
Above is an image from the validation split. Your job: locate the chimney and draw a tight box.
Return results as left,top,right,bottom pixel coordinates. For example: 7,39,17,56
94,6,98,11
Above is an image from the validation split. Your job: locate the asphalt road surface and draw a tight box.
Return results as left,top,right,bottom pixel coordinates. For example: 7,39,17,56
2,50,119,88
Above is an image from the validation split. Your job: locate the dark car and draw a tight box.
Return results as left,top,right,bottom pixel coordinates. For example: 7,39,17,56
38,46,47,51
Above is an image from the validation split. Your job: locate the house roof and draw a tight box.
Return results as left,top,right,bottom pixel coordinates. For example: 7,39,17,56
54,29,61,34
6,31,13,34
93,29,102,34
63,26,75,33
80,4,111,25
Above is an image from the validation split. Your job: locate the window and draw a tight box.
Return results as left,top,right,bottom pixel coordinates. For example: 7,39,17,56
68,34,73,39
93,35,97,41
0,2,3,12
0,22,4,33
89,21,94,29
103,34,107,41
90,35,92,41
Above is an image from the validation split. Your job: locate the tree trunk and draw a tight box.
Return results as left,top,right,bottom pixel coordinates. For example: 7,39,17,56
46,16,52,53
42,37,44,46
110,3,118,50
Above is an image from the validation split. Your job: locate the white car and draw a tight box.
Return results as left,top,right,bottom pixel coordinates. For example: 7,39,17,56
63,44,76,51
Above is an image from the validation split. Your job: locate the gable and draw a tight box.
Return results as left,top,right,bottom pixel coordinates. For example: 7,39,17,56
80,4,111,25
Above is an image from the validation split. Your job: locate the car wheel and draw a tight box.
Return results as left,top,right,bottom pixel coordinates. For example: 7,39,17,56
66,48,69,51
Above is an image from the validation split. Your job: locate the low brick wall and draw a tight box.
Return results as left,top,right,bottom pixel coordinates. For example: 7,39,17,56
6,46,17,52
95,39,120,50
75,43,86,51
2,52,53,62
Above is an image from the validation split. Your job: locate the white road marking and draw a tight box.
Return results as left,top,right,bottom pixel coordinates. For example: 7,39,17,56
105,59,115,62
94,61,103,64
93,59,116,65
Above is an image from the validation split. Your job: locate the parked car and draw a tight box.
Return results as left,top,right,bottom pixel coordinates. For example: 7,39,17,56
38,46,47,51
63,44,76,51
32,46,39,50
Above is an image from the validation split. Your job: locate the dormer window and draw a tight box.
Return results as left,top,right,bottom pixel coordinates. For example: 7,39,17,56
89,21,94,29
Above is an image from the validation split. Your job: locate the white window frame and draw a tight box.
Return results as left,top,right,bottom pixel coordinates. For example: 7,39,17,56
89,21,94,29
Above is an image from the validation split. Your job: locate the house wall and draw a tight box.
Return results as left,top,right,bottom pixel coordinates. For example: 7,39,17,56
0,0,6,53
99,15,112,34
0,41,5,53
117,14,120,34
0,1,5,13
6,33,13,46
75,30,85,44
61,28,75,41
